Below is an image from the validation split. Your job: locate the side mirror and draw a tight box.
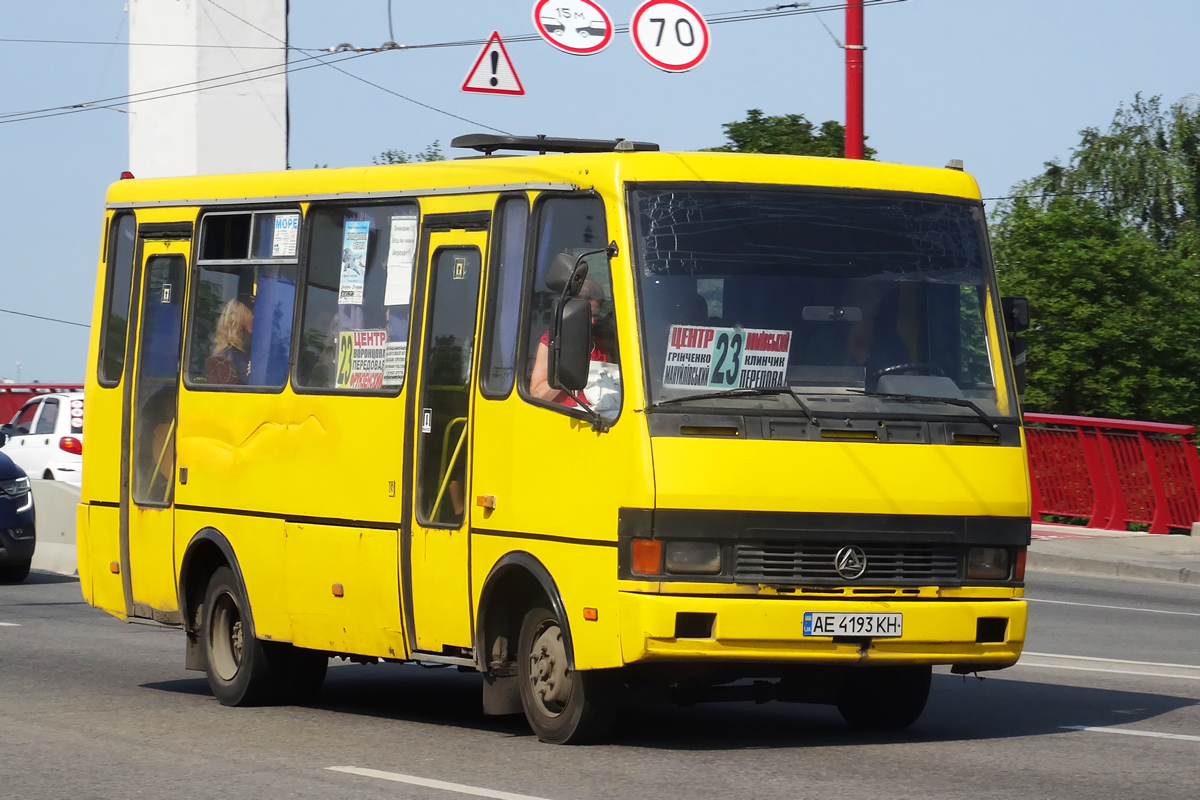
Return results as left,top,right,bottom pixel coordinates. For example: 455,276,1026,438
1001,296,1030,333
545,252,587,296
549,297,592,392
1008,335,1027,398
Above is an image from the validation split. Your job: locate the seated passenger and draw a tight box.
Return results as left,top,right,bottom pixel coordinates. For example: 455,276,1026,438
529,277,618,414
205,296,254,385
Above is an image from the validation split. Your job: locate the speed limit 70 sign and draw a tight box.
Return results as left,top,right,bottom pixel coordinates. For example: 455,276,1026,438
630,0,710,73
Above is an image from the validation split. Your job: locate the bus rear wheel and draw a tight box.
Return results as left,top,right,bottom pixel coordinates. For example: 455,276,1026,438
835,665,931,730
517,606,615,744
201,566,284,706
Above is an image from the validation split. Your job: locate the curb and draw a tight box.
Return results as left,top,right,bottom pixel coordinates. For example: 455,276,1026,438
1028,551,1200,586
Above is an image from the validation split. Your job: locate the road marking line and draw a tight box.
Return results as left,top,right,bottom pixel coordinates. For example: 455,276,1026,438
1027,598,1200,618
327,767,552,800
1062,725,1200,743
0,622,19,627
1020,663,1200,682
1025,652,1200,671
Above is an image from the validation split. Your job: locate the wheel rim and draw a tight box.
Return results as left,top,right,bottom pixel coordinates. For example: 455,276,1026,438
527,619,572,717
209,591,243,682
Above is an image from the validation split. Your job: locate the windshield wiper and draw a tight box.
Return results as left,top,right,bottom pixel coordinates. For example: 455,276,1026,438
864,392,1000,431
650,386,815,424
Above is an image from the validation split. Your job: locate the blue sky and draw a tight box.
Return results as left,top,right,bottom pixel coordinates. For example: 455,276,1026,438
2,0,1198,382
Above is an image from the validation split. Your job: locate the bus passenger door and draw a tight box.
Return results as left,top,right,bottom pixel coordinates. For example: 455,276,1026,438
122,237,188,622
404,232,486,656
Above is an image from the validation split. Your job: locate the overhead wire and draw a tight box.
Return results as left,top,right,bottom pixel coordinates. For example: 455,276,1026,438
0,37,319,52
0,0,907,131
0,50,378,126
0,308,89,329
982,182,1180,202
0,48,375,124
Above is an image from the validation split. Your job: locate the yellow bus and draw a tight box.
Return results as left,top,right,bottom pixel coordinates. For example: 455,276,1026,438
78,135,1031,744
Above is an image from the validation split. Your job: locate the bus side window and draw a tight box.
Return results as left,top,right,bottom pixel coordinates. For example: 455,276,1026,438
97,213,137,386
185,210,300,390
479,195,529,398
294,203,417,393
520,195,621,419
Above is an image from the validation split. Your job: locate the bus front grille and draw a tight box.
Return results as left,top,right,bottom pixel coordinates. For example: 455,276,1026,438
733,542,961,584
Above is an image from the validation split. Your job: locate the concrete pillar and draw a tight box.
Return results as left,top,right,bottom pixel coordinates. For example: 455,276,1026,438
128,0,288,178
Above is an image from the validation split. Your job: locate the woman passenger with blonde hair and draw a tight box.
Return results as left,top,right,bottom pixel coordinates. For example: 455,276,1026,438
205,295,254,385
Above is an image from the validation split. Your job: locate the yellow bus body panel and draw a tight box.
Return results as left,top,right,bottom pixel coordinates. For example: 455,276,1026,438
618,593,1026,665
78,150,1025,679
653,438,1030,517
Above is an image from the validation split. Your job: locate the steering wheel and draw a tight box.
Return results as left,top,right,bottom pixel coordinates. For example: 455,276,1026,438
871,362,946,381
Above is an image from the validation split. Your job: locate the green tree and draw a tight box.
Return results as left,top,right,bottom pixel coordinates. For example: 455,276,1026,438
374,140,445,165
993,196,1200,423
991,94,1200,425
708,109,875,159
1010,94,1200,255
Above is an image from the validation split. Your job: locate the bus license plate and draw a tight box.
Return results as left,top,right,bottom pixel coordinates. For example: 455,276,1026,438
803,612,902,638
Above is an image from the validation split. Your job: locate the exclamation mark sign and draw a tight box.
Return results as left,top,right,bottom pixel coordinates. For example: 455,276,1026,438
489,51,499,86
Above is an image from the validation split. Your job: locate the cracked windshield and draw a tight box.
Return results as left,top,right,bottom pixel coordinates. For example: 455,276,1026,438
633,188,1014,416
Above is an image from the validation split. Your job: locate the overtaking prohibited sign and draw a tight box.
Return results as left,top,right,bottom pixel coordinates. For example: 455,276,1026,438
462,32,525,95
533,0,614,55
630,0,710,73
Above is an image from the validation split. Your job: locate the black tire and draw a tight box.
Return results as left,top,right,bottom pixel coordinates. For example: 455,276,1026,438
282,647,328,703
517,605,616,744
0,560,31,584
200,566,286,706
42,470,53,480
835,665,931,731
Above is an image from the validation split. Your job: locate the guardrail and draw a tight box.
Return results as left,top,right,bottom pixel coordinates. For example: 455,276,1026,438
0,383,83,421
1025,413,1200,533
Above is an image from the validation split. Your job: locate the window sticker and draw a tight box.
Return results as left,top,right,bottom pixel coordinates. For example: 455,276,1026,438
272,213,300,258
662,325,791,390
336,329,387,389
338,220,370,305
384,213,418,306
383,341,407,387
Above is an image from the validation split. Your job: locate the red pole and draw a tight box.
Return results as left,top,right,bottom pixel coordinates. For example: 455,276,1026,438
844,0,865,159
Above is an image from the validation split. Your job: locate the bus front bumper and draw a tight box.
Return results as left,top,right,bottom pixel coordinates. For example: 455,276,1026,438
617,592,1026,668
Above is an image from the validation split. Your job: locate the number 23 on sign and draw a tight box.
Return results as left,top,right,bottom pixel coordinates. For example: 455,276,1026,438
630,0,710,72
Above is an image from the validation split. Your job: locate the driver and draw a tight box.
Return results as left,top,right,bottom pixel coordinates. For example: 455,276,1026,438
844,281,909,374
529,277,611,408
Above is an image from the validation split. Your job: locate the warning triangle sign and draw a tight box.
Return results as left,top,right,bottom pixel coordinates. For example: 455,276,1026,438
462,32,525,96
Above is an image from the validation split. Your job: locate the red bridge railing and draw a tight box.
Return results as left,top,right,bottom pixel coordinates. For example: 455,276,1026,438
1025,413,1200,533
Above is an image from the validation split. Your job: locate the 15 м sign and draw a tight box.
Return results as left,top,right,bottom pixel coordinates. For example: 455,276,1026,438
534,0,614,55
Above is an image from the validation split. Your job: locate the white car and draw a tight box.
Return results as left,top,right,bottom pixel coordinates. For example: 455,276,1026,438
0,391,84,485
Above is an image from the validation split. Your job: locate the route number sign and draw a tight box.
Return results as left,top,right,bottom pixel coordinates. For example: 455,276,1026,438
533,0,614,55
630,0,710,72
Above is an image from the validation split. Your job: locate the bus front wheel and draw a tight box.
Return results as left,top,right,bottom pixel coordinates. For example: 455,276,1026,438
517,606,616,744
201,566,283,706
835,665,931,730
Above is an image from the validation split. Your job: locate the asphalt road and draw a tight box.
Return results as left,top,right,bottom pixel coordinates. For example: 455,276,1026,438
2,570,1199,799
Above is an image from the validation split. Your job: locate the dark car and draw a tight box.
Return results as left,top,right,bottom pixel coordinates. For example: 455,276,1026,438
576,22,608,38
0,441,35,584
540,18,565,35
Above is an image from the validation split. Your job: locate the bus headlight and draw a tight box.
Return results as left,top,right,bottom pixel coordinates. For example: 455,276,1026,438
664,541,721,575
967,547,1010,580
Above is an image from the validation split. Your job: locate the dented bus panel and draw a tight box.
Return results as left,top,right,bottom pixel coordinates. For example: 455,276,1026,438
79,142,1029,744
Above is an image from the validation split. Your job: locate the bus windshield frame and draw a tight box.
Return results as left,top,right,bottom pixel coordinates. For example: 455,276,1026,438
628,183,1018,420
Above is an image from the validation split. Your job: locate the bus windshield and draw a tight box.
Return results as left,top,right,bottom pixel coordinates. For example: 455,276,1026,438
631,187,1015,417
